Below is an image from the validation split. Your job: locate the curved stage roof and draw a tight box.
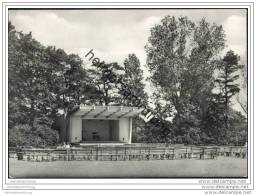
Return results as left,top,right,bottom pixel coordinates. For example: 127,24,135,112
71,106,144,119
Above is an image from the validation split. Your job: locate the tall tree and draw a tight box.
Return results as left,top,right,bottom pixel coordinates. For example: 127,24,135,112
215,50,243,128
8,22,60,146
8,22,99,144
121,53,148,106
88,62,124,106
8,22,50,128
145,16,225,143
236,62,247,115
43,47,100,142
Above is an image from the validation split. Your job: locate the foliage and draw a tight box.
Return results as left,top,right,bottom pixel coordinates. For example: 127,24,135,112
8,16,247,147
88,62,124,106
215,50,243,128
8,22,99,145
121,54,148,106
8,122,59,147
144,16,246,145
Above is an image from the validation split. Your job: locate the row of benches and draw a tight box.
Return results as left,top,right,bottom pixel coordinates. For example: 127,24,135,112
9,146,247,162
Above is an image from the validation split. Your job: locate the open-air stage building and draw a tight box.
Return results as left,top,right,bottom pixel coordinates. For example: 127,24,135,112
63,106,143,145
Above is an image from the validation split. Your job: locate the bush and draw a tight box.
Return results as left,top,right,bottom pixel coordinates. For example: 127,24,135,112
8,122,59,147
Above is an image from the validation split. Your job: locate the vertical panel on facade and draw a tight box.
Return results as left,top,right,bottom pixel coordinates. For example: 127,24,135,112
129,118,133,144
70,116,82,143
118,118,130,142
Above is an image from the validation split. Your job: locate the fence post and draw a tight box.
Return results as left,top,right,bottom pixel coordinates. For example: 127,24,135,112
96,147,98,161
66,149,68,161
116,148,118,161
124,147,127,161
90,149,92,160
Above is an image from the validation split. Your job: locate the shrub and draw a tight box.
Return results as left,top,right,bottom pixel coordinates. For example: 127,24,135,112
8,122,59,147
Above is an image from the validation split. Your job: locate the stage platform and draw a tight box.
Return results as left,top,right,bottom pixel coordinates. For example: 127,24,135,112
76,141,127,146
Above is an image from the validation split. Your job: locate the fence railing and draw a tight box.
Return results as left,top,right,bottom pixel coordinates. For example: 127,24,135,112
8,145,247,162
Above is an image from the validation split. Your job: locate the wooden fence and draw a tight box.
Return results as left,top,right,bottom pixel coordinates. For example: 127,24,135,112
8,145,247,162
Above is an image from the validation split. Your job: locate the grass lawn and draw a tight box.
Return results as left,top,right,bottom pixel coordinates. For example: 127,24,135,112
9,157,247,178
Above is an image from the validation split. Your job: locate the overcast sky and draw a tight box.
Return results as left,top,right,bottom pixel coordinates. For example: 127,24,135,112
9,9,246,65
9,9,247,112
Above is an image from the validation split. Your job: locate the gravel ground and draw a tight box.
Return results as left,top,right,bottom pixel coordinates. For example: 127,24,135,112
9,157,247,178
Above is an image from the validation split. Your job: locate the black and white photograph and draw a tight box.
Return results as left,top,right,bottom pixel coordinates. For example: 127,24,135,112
7,8,248,178
1,1,255,193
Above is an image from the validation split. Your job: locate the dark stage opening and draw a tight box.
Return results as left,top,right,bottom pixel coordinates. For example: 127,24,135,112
82,119,119,142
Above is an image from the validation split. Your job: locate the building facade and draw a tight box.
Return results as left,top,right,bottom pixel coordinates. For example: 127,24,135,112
66,106,143,144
